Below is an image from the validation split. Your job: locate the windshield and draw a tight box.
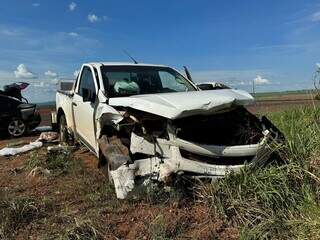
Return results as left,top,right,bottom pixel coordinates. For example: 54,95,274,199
101,66,196,97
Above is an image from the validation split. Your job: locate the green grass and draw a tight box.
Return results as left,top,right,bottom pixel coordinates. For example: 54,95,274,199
26,149,83,176
0,195,46,239
200,106,320,239
253,89,315,99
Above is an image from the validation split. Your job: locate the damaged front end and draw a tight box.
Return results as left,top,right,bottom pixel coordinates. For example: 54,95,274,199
98,105,284,199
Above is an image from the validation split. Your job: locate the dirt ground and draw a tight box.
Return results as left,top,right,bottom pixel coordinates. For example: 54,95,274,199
0,95,318,239
0,109,238,239
0,140,237,239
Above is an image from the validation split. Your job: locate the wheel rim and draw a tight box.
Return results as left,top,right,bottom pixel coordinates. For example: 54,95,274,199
8,120,25,137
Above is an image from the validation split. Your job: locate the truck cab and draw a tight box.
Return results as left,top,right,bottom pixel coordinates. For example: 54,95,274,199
56,62,198,155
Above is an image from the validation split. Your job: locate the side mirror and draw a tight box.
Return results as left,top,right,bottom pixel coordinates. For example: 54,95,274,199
82,88,95,102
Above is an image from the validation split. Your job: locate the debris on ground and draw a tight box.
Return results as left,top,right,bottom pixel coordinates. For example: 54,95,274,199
0,141,43,156
47,144,75,154
33,126,52,132
28,166,51,177
111,165,135,199
37,131,59,143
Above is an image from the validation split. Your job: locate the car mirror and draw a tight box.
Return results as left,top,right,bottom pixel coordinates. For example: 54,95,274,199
82,88,95,102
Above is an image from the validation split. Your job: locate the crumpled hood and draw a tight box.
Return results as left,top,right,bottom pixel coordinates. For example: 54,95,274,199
109,89,254,119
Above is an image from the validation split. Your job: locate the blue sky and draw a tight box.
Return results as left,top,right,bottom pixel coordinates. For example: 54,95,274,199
0,0,320,102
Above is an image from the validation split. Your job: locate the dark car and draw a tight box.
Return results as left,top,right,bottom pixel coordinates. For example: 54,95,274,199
0,82,41,137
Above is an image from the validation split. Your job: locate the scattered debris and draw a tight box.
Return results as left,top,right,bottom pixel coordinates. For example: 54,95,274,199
0,141,43,157
28,166,51,177
33,126,52,132
111,165,135,199
47,144,75,154
37,131,59,143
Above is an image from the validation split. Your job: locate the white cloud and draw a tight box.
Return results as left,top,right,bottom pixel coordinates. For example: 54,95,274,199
316,63,320,69
254,75,271,85
34,81,46,88
14,64,37,79
311,11,320,22
69,2,77,11
32,3,40,7
192,69,267,85
73,69,80,77
44,70,59,85
44,70,58,78
68,32,79,37
50,78,59,84
88,14,99,23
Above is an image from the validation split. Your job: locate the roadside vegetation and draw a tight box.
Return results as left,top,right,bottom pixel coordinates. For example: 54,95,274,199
200,106,320,239
1,105,320,239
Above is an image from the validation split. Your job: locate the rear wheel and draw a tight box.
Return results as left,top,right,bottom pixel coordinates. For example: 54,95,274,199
7,119,26,137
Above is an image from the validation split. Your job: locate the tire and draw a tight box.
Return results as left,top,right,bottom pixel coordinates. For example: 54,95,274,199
59,115,68,144
7,119,26,137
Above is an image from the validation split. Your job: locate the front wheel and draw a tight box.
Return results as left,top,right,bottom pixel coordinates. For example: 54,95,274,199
7,119,26,137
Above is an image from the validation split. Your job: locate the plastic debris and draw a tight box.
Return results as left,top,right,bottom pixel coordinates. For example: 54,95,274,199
47,144,74,154
37,132,59,143
110,165,136,199
0,141,43,156
33,126,52,132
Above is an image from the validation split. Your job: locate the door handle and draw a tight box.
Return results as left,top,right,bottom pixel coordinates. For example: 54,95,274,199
72,102,77,106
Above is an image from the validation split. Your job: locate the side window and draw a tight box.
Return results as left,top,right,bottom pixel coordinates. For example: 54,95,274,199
78,67,96,96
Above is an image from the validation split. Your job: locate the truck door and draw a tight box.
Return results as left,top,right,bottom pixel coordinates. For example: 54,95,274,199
72,66,98,153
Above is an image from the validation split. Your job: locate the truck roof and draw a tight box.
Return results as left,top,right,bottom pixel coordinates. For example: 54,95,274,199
85,62,168,68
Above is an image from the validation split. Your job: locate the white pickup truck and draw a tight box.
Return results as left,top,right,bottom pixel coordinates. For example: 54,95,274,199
54,62,283,198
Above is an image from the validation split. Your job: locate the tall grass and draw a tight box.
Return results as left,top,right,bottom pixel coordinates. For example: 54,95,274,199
199,106,320,239
269,107,320,166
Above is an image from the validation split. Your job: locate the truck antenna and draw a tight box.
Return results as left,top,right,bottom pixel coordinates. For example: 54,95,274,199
123,50,138,64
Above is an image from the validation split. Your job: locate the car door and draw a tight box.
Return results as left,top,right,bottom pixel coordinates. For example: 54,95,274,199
72,66,98,153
